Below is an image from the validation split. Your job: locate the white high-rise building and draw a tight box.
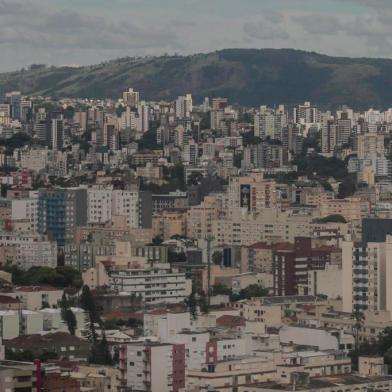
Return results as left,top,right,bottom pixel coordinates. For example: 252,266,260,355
175,94,192,119
11,193,39,232
112,190,139,228
123,88,140,108
51,117,64,151
137,101,149,133
293,102,320,125
342,239,386,314
87,189,113,224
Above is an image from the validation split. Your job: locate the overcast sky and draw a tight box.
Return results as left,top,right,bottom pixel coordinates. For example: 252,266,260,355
0,0,391,72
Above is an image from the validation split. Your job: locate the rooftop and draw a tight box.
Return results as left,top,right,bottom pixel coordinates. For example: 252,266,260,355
5,332,86,348
261,296,321,306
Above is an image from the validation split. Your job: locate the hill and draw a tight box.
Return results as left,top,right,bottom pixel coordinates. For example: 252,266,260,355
1,48,392,109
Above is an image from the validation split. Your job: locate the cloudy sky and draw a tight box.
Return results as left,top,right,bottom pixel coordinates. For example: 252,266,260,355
0,0,391,72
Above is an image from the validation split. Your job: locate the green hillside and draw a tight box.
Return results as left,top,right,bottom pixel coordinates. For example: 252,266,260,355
1,48,392,109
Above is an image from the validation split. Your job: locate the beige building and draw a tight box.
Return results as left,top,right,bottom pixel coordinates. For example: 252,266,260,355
232,299,282,326
202,265,240,292
320,198,370,221
152,210,187,241
213,208,314,247
3,287,63,311
187,349,351,392
71,365,121,392
223,173,278,213
241,243,273,273
342,239,390,314
300,186,334,206
187,196,221,240
357,133,384,159
136,163,163,182
296,304,392,343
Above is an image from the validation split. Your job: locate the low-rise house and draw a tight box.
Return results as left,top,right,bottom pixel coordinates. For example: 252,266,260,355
5,332,90,361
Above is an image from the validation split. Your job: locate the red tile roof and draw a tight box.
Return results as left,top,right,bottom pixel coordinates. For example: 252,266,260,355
216,315,246,328
6,332,86,348
0,295,20,304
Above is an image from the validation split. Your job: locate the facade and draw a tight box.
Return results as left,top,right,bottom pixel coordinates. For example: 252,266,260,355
5,332,90,361
342,239,387,313
0,361,35,391
37,188,87,246
109,263,191,304
87,188,112,224
125,342,185,392
0,231,57,270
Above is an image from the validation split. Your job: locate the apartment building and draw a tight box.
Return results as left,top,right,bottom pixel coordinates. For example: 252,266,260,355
152,209,187,241
186,196,221,240
342,239,386,313
319,198,370,222
37,188,88,247
0,231,57,270
125,342,185,392
109,263,191,304
87,188,112,224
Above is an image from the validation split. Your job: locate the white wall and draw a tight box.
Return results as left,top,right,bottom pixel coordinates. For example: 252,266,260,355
279,325,339,351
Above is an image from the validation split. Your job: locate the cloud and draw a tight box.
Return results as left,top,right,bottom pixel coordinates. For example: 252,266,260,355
0,1,181,52
243,13,290,40
1,0,392,72
293,14,343,35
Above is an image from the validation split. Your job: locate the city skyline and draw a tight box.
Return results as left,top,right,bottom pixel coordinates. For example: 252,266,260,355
1,0,392,72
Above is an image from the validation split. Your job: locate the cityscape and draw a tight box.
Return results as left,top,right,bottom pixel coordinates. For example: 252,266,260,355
3,0,392,391
0,86,391,391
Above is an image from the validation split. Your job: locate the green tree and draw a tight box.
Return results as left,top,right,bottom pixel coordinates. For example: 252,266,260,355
199,291,209,314
90,334,113,365
60,292,77,335
64,309,77,335
294,155,348,180
234,152,243,169
152,236,163,245
232,284,268,301
242,131,261,146
187,291,198,319
338,174,357,198
0,265,82,288
212,283,232,296
212,251,223,266
316,214,347,224
63,105,75,119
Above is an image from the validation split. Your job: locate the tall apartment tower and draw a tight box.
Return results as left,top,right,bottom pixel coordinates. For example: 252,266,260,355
293,102,320,125
342,239,387,313
123,88,140,108
175,94,193,119
37,189,87,247
321,121,337,153
5,91,22,120
51,117,64,151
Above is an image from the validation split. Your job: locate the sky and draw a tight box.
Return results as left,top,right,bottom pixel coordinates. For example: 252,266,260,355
0,0,391,72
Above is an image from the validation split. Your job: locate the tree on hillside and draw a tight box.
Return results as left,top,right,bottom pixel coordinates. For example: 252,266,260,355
187,291,198,320
60,292,77,335
90,334,113,365
80,285,100,323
